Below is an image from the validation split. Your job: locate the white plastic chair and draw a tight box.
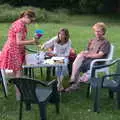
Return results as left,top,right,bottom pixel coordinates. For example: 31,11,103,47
88,44,114,78
86,44,114,97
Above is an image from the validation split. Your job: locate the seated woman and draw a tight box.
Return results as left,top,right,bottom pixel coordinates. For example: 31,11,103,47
65,22,110,92
41,28,72,91
46,47,76,77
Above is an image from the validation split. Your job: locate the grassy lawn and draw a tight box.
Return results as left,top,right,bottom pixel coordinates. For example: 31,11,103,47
0,15,120,120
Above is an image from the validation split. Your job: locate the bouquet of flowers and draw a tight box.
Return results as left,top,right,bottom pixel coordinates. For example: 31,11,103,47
34,29,44,40
34,29,44,64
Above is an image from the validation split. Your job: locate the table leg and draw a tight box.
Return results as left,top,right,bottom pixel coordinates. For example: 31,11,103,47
46,67,51,81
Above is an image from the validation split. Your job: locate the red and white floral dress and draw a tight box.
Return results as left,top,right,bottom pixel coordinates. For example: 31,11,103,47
0,19,27,71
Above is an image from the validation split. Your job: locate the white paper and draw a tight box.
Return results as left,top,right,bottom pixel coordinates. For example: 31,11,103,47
51,57,65,61
25,52,45,65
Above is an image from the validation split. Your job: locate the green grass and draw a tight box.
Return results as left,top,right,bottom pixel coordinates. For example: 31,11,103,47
0,14,120,120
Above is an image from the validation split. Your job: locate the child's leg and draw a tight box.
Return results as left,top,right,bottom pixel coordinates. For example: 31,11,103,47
56,66,64,91
57,75,64,91
56,58,69,91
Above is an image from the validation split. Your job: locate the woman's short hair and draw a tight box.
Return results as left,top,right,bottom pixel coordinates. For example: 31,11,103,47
92,22,106,35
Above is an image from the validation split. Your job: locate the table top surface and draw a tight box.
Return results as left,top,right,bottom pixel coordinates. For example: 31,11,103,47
23,53,67,68
23,62,66,68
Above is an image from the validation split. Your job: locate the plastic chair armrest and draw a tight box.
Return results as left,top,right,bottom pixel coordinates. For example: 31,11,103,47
35,79,57,87
88,58,112,78
25,47,37,53
47,79,56,86
101,73,120,87
90,58,120,78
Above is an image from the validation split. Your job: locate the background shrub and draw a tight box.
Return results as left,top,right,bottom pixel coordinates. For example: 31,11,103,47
0,4,70,23
0,0,118,13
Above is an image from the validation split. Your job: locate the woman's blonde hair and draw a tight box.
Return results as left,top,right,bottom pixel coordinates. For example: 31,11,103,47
19,9,36,19
92,22,106,35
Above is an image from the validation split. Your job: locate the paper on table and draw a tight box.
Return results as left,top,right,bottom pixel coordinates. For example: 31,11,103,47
51,57,65,61
25,52,45,65
51,57,65,63
43,59,54,64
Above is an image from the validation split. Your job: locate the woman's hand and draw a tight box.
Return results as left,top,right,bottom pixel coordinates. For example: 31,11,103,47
40,44,45,50
33,38,39,45
46,52,56,57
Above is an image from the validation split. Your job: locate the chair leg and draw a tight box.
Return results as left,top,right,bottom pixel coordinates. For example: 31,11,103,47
0,70,7,97
116,92,120,109
108,89,114,99
91,78,101,112
93,86,100,113
55,103,60,114
25,103,31,111
19,101,23,120
39,103,47,120
1,79,7,97
86,84,90,98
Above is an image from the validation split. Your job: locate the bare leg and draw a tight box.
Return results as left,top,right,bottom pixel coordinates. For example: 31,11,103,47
70,53,84,83
78,72,89,82
15,70,22,78
14,70,22,100
57,75,64,91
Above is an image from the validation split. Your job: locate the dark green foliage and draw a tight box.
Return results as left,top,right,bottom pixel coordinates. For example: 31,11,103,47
0,0,118,13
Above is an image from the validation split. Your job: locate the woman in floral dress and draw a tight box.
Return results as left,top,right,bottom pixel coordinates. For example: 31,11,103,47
0,9,38,77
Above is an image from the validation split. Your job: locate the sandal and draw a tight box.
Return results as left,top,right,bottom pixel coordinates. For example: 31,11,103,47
79,73,89,82
69,81,76,85
57,86,65,92
69,78,76,85
65,83,80,92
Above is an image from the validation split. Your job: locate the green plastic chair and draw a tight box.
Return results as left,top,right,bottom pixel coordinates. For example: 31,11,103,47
90,58,120,112
9,77,60,120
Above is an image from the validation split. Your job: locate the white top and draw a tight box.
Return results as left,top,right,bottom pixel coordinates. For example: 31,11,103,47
43,36,71,57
